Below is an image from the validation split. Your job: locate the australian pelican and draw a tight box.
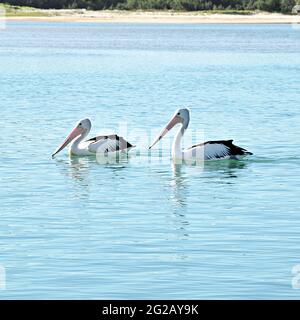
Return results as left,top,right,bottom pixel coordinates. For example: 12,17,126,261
52,118,134,157
149,108,252,162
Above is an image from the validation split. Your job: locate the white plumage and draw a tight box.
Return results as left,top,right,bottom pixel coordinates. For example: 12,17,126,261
184,143,231,160
149,108,252,162
52,119,133,157
87,135,132,154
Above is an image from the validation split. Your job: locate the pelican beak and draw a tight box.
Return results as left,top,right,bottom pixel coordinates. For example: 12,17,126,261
149,114,181,149
52,126,83,158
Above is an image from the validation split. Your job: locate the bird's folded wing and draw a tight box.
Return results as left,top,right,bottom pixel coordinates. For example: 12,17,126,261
186,141,231,160
203,143,230,159
86,134,133,153
186,140,251,160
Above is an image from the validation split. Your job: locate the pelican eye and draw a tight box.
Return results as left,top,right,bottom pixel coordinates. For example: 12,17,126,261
177,112,180,115
79,122,82,126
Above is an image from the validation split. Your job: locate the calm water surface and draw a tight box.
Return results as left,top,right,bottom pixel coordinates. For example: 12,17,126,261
1,22,300,299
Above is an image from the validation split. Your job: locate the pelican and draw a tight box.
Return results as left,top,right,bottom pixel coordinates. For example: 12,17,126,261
52,118,134,157
149,108,252,162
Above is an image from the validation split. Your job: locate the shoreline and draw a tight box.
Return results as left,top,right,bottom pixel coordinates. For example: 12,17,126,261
3,10,300,24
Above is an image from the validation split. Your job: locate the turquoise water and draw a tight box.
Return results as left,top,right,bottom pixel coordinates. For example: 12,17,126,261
1,22,300,299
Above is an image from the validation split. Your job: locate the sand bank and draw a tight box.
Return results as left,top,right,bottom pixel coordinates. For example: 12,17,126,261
4,10,300,24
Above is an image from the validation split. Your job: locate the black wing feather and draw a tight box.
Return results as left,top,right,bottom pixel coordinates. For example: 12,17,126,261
188,140,252,157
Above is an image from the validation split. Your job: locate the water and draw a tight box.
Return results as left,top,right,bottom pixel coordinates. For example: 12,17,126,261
1,22,300,299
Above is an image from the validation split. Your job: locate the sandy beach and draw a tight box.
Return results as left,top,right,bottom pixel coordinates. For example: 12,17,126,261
4,9,300,24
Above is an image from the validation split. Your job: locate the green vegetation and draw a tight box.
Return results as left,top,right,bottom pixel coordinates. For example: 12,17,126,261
0,0,298,13
0,3,50,15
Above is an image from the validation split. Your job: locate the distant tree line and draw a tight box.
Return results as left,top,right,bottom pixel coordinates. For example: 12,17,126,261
1,0,298,13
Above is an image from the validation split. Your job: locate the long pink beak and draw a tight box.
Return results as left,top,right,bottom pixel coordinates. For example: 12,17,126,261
149,114,181,149
52,126,83,158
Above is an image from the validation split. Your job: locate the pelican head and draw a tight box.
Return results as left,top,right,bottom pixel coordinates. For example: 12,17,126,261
149,108,190,149
52,118,91,157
